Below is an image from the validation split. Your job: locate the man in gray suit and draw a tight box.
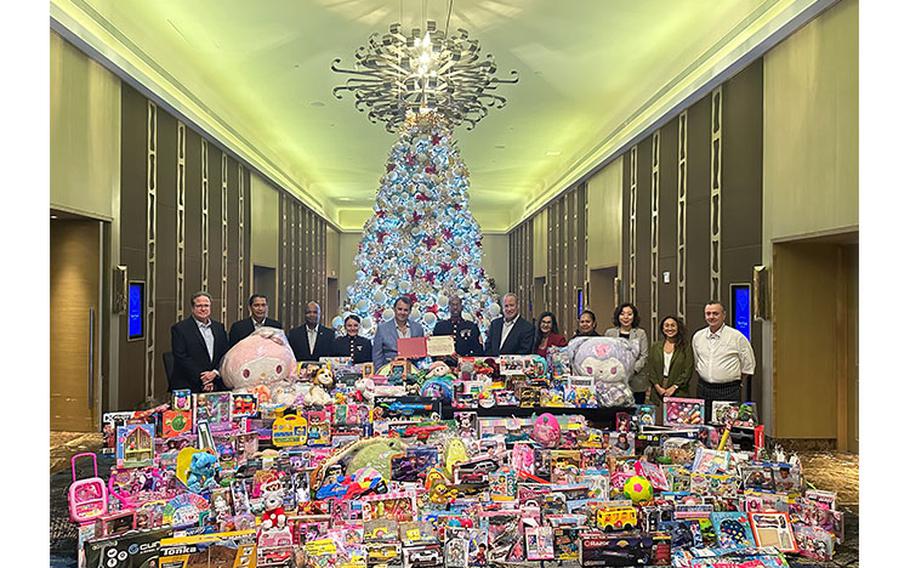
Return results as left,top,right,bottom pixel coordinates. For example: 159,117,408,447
372,295,425,368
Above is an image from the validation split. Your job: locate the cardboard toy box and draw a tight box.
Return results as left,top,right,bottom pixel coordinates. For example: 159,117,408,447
157,529,257,568
579,531,653,567
83,528,173,568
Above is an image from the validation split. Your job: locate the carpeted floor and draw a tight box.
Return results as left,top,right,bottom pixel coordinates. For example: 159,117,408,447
47,432,860,567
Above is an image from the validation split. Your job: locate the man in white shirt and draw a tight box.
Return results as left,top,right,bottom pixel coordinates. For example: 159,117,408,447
170,291,230,392
288,301,335,361
691,300,756,415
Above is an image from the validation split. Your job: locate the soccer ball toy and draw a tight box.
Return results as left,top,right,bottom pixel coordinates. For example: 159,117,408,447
623,475,653,503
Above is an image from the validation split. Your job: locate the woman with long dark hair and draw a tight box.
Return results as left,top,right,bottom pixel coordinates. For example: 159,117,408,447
644,315,694,405
534,311,568,357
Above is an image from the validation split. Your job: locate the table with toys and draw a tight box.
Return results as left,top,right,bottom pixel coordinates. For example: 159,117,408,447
70,333,844,568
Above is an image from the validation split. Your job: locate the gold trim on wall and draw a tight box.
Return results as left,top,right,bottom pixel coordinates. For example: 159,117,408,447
220,154,229,324
145,100,158,402
650,131,660,340
238,164,245,323
176,121,186,320
677,111,688,320
710,87,723,301
201,139,209,291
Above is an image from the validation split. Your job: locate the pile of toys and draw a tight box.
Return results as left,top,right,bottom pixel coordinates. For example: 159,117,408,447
70,332,844,568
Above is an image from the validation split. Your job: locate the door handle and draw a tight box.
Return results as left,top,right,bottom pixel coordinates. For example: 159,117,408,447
88,306,95,409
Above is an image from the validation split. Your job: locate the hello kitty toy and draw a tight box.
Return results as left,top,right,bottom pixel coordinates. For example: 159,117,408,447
220,327,297,390
68,453,108,524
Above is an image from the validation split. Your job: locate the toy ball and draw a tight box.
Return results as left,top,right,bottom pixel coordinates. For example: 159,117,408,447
532,413,561,448
623,475,653,503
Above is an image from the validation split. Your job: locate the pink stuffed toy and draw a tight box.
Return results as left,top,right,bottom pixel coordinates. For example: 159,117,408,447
219,328,296,390
532,413,561,448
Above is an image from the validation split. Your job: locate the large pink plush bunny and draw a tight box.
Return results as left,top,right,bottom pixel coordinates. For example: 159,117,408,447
220,327,296,390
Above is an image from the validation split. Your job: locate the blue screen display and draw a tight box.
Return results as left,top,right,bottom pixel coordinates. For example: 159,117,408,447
732,285,750,340
577,289,584,318
128,282,144,339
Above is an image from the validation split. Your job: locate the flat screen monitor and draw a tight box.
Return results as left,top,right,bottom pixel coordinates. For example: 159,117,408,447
731,283,751,340
128,281,145,340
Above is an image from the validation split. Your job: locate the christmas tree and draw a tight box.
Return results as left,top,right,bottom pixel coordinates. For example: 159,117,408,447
338,112,500,336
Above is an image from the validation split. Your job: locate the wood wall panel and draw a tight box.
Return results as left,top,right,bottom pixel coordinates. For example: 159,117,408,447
116,83,303,409
634,140,652,329
685,95,712,324
657,119,679,326
184,129,202,300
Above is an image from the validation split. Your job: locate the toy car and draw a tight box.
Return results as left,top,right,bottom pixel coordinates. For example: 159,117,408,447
406,546,443,567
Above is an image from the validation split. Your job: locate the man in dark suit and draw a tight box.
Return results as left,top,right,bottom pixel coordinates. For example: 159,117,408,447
170,291,230,392
432,295,483,357
288,301,336,361
229,294,282,347
484,292,535,356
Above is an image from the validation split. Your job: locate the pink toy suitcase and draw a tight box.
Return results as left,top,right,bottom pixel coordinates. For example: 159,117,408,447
68,452,108,523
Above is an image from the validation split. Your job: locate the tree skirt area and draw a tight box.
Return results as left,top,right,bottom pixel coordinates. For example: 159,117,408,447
48,432,859,567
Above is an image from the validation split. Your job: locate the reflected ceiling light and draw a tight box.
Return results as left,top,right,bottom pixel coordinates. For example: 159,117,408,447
331,18,518,132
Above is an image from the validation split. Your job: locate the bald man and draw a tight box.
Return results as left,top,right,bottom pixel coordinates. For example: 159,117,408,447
288,301,336,361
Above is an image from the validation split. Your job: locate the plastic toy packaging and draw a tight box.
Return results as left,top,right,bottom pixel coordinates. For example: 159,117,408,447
663,397,706,427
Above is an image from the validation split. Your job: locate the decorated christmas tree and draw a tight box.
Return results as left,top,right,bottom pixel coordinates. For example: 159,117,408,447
338,112,500,336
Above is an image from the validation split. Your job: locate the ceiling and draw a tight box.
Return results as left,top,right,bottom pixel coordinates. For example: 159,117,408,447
51,0,823,232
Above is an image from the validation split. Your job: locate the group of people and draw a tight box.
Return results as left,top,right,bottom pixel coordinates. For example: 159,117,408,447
522,299,755,412
169,290,756,414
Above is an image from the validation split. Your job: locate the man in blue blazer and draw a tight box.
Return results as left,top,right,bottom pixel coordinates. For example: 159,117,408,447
373,296,425,368
484,292,535,356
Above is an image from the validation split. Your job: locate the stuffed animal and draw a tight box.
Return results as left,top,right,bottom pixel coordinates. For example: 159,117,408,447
260,490,286,530
220,328,296,390
532,413,561,448
303,384,333,407
567,337,637,407
186,451,219,493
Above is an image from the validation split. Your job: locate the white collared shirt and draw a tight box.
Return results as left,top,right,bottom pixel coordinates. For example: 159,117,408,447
692,324,756,384
195,318,215,362
500,317,517,349
307,325,318,352
252,316,266,330
396,323,411,339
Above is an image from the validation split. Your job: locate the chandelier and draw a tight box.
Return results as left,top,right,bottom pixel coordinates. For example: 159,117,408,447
331,19,518,132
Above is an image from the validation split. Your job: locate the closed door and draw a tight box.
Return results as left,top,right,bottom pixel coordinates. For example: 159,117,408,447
50,218,101,431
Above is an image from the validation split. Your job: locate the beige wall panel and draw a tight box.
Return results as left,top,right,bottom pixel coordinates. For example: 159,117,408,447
760,0,858,433
773,242,839,438
763,0,858,244
50,31,121,220
326,227,340,280
586,157,623,270
250,172,279,268
481,234,510,297
532,209,548,278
